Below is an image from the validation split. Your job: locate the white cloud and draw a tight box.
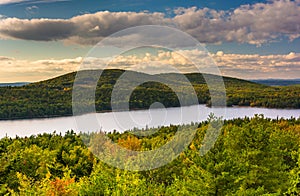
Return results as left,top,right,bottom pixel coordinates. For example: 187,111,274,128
211,51,300,79
174,0,300,45
0,50,299,82
0,11,170,43
0,0,299,45
0,0,28,5
0,56,82,82
25,5,39,15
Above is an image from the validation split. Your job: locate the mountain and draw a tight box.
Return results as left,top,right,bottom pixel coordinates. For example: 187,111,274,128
0,69,299,120
252,79,300,86
0,82,29,87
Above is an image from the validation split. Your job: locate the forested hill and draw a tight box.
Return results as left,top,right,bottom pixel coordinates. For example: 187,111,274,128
0,69,299,120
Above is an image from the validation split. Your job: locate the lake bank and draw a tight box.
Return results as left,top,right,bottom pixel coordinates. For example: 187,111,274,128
0,104,299,138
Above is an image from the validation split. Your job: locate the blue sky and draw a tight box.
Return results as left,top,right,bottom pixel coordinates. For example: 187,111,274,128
0,0,269,19
0,0,299,81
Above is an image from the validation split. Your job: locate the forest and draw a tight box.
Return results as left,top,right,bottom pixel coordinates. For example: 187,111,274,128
0,115,300,195
0,69,299,120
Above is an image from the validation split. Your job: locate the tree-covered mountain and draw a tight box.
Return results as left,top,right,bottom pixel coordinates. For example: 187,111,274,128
0,69,299,120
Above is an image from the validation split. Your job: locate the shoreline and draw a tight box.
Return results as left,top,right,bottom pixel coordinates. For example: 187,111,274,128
0,104,299,121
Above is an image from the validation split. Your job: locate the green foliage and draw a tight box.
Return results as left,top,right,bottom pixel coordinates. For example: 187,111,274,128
0,69,299,120
286,149,300,195
0,116,300,195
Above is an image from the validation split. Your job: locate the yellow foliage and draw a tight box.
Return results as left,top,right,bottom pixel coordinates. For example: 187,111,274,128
47,177,76,196
189,142,196,151
118,136,141,151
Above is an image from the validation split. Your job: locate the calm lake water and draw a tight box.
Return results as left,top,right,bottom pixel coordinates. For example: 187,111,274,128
0,105,299,138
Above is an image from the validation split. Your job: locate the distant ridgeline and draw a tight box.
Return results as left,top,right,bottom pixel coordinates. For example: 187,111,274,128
252,79,300,86
0,69,299,120
0,82,29,87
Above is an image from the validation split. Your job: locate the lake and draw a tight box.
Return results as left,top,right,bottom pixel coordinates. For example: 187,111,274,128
0,105,299,138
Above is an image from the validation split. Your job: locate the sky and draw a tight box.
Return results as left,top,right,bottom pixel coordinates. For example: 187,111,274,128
0,0,299,82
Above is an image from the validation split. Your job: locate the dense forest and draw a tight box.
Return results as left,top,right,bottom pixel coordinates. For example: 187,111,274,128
1,116,300,195
0,69,299,120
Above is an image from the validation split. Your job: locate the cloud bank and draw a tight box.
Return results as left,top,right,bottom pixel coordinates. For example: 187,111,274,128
0,51,299,82
0,0,299,45
0,56,82,82
0,0,27,4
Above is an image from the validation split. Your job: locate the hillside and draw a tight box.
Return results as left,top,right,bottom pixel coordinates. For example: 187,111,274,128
0,69,299,120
